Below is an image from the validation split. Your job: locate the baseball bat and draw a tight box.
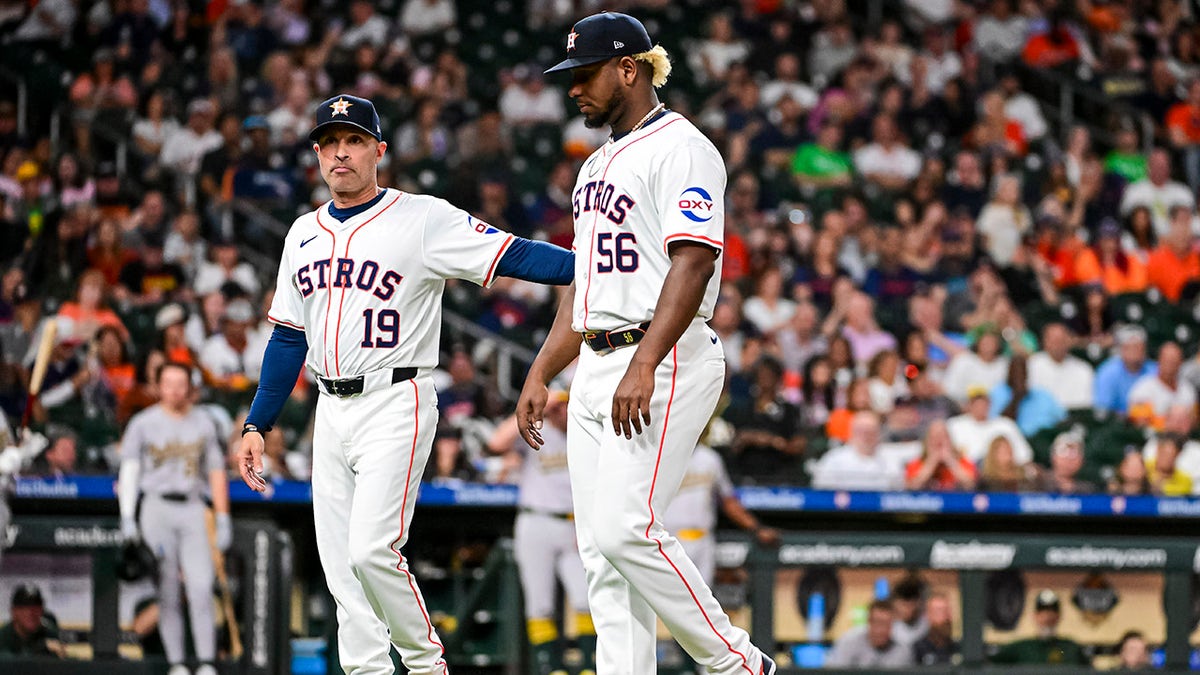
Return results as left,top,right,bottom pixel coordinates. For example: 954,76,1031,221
21,318,58,431
204,508,244,660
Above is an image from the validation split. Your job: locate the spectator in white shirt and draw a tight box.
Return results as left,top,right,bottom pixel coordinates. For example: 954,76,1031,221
808,19,859,85
498,66,566,127
193,239,260,298
162,211,207,282
1028,322,1095,410
1120,148,1196,238
159,99,223,177
854,114,922,192
946,386,1033,465
811,411,905,491
12,0,76,43
976,173,1032,265
199,298,259,392
1143,405,1200,493
400,0,456,37
760,53,818,110
337,0,392,50
942,330,1010,405
742,267,795,338
1128,341,1197,430
911,25,962,94
972,0,1028,63
999,72,1048,142
695,12,750,86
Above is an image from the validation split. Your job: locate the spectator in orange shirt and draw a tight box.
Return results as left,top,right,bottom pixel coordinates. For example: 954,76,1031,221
55,269,129,344
1073,218,1148,294
1166,78,1200,189
904,420,978,491
1034,213,1089,288
1021,16,1082,68
1147,204,1200,301
826,377,873,443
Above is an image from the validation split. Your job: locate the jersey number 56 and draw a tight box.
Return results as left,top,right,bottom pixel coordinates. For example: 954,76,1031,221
596,232,639,273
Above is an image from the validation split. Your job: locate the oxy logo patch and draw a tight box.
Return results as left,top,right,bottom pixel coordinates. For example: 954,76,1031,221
679,187,714,223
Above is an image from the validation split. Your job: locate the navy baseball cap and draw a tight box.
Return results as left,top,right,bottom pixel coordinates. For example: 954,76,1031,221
309,94,382,143
544,12,653,74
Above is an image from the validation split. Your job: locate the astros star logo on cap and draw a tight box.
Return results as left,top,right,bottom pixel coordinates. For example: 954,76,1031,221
330,97,353,117
566,30,578,51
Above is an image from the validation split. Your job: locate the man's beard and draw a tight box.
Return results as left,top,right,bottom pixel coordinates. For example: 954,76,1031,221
583,90,624,129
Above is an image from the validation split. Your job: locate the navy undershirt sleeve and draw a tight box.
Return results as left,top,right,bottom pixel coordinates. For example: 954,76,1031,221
495,237,574,285
246,325,308,431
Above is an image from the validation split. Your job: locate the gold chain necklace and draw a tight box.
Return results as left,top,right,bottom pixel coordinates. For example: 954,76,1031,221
608,103,665,144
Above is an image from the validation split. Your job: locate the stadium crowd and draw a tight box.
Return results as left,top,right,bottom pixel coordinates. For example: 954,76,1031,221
2,0,1200,506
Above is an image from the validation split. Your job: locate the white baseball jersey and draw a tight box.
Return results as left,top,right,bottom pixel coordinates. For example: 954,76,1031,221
570,111,726,332
511,422,574,514
661,444,734,532
267,188,514,377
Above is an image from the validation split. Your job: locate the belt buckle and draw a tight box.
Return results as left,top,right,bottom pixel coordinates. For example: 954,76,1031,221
326,378,360,398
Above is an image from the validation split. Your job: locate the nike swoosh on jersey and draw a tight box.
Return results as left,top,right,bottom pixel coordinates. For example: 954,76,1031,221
300,235,318,247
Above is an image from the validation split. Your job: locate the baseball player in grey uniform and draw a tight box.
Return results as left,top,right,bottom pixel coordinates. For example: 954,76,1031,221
236,94,573,675
118,361,230,675
488,391,595,675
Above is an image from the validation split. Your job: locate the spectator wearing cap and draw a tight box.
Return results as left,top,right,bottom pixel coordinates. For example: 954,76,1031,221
1146,204,1200,302
990,354,1066,437
1028,322,1095,411
991,590,1088,665
1094,325,1156,416
1120,148,1194,239
11,160,53,241
1032,430,1097,494
1166,78,1200,190
1128,341,1195,430
946,385,1033,465
193,239,260,298
0,584,63,657
1073,217,1148,294
199,298,258,393
811,411,905,491
233,115,294,203
499,65,566,127
159,99,223,178
825,599,914,668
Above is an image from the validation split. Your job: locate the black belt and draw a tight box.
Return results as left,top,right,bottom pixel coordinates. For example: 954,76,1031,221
520,507,574,521
318,367,417,398
583,322,650,355
158,493,190,502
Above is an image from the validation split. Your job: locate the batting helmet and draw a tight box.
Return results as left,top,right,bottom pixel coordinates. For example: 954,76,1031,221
116,539,158,582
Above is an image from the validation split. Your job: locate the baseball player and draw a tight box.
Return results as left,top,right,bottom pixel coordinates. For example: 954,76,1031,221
487,391,596,675
235,94,573,675
516,12,777,674
117,361,230,675
662,443,780,587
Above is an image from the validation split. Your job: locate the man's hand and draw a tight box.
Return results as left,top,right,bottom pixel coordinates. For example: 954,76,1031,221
612,361,655,438
755,526,782,547
237,432,268,492
516,379,549,449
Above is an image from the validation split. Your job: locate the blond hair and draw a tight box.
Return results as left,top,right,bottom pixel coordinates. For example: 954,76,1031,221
632,45,672,88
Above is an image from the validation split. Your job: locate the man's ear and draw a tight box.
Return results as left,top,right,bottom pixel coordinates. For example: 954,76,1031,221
376,140,388,161
619,56,640,85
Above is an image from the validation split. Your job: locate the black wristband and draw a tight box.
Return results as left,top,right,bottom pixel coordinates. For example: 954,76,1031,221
242,423,267,437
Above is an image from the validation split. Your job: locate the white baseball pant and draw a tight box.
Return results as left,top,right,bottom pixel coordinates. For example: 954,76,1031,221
514,511,591,618
567,322,767,675
311,376,448,675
